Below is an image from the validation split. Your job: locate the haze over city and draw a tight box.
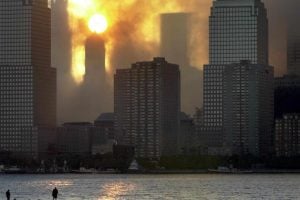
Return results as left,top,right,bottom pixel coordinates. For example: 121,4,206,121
1,0,300,199
52,0,300,123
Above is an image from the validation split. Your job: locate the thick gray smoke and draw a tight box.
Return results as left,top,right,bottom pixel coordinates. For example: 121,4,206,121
52,0,299,124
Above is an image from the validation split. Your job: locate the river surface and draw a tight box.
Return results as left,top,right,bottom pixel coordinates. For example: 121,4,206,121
0,174,300,199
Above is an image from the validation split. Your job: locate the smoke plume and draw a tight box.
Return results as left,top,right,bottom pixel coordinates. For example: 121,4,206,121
52,0,299,123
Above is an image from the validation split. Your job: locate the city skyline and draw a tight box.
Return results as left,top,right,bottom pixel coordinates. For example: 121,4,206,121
1,1,300,199
51,0,300,123
0,0,299,163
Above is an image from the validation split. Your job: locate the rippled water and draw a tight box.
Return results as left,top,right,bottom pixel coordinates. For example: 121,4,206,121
0,174,300,200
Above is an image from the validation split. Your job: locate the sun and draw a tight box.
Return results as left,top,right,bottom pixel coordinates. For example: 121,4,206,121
88,14,108,34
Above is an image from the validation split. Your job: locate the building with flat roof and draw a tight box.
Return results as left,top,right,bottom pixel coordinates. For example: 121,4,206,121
114,57,180,158
202,0,273,156
0,0,56,157
209,0,268,65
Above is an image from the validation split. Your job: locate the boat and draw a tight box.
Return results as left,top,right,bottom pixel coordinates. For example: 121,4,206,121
208,166,232,173
71,167,97,174
4,166,26,174
208,166,253,174
127,159,142,173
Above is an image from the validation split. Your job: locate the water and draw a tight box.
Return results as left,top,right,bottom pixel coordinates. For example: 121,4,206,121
0,174,300,200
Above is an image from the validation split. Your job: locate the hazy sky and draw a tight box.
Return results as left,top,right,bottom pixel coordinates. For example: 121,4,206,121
52,0,298,123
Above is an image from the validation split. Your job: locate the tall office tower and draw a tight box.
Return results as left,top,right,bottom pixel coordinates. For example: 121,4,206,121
85,35,106,82
114,58,180,158
203,0,273,156
209,0,268,65
0,0,56,157
82,35,107,121
160,13,190,67
160,12,202,115
223,61,274,156
287,25,300,76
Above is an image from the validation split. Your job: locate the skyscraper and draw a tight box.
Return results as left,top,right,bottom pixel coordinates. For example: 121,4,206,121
160,13,190,67
0,0,56,157
114,58,180,158
82,35,107,121
287,25,300,76
209,0,268,65
160,12,203,115
223,61,273,156
202,0,273,156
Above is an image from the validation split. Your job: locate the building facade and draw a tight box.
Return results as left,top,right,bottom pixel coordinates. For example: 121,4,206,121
82,35,109,121
160,12,202,115
275,75,300,119
0,0,56,157
275,114,300,157
209,0,268,65
202,0,273,156
287,25,300,76
56,123,93,156
160,13,190,68
178,112,197,155
114,57,180,158
94,113,115,140
223,61,274,156
93,113,115,155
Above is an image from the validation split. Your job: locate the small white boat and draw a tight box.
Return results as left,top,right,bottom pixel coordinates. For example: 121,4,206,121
72,167,96,174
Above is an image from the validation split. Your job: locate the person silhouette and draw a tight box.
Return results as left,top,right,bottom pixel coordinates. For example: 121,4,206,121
6,190,10,200
52,187,58,200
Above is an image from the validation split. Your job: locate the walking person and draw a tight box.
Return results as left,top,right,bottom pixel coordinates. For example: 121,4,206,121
52,187,58,200
6,190,10,200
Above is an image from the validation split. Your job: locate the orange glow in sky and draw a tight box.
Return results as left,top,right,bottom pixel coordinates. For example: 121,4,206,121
66,0,211,84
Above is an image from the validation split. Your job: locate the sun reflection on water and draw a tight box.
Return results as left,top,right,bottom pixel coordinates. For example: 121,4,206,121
98,182,136,200
48,180,73,188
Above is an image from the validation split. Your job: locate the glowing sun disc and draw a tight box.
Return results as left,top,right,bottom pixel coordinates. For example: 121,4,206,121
88,14,108,34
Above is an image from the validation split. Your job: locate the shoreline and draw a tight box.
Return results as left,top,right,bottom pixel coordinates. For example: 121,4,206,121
2,169,300,175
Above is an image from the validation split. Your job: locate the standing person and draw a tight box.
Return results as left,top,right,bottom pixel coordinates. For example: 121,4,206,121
52,187,58,200
6,190,10,200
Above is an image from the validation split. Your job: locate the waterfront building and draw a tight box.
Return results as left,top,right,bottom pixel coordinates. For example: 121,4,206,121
275,114,300,157
92,113,116,155
114,57,180,158
223,61,274,156
0,0,56,157
178,112,196,155
202,0,273,156
56,123,93,156
94,113,115,140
